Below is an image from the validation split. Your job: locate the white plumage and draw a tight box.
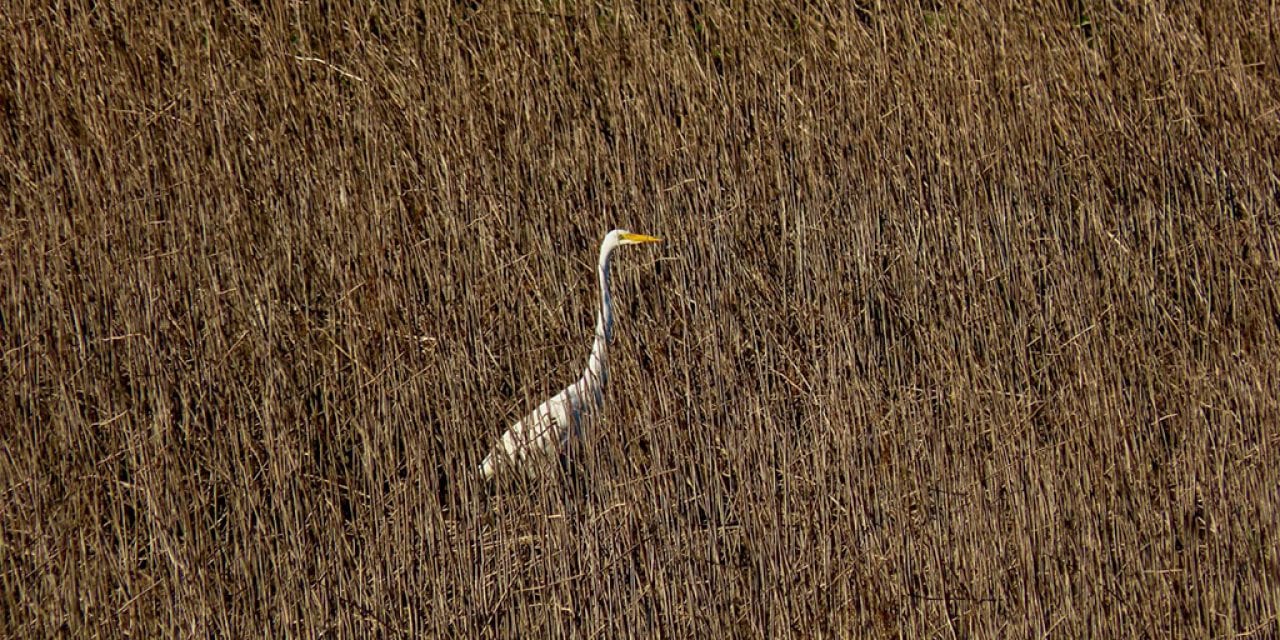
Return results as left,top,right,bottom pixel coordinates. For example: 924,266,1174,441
479,229,661,481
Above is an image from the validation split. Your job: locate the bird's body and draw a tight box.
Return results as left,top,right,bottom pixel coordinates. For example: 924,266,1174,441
479,229,661,481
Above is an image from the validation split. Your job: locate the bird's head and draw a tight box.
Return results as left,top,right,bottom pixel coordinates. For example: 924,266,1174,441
599,229,661,267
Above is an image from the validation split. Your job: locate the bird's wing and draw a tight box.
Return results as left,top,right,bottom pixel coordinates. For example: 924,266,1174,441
480,386,579,480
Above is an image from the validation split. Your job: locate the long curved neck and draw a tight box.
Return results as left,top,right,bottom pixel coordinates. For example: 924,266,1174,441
584,244,614,397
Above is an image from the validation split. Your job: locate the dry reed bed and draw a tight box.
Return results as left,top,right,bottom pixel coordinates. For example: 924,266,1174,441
2,1,1278,637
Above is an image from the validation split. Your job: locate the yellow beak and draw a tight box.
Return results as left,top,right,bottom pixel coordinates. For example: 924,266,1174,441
621,232,662,244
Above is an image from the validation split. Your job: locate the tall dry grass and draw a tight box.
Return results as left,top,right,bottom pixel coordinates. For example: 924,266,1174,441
2,1,1279,636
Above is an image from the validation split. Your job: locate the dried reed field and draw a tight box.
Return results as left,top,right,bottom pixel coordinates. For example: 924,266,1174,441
3,1,1279,637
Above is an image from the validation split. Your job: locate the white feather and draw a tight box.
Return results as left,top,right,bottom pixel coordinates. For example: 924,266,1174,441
479,229,659,481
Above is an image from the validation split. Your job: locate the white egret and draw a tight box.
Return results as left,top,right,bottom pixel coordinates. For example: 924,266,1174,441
479,229,662,481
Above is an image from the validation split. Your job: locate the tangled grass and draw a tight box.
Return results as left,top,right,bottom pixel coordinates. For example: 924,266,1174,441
2,1,1278,636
